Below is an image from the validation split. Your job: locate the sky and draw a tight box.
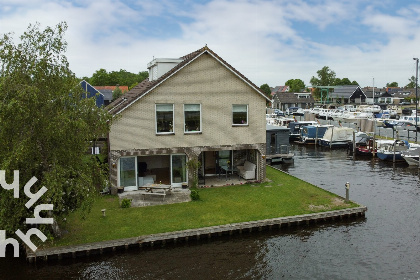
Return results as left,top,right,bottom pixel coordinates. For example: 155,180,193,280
1,0,420,88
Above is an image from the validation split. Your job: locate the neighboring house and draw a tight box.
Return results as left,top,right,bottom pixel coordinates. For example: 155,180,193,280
94,85,129,106
107,46,270,190
270,85,289,96
80,80,104,107
330,85,366,104
271,92,315,111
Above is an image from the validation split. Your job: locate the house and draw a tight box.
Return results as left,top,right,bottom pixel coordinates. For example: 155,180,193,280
94,85,129,106
271,92,315,111
80,80,104,107
330,85,366,104
107,46,270,191
270,86,289,96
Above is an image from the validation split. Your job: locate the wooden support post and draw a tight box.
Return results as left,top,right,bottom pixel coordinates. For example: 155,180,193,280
353,131,356,160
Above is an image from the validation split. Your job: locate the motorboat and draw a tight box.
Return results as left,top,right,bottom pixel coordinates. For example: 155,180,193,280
376,140,409,161
401,144,420,166
298,124,333,144
318,127,355,148
288,121,318,142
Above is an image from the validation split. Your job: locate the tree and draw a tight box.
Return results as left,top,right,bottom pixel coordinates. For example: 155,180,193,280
310,66,336,99
260,83,271,98
285,79,305,92
90,68,109,85
88,69,148,88
112,85,123,101
405,76,416,88
386,82,398,87
0,22,111,236
310,66,336,87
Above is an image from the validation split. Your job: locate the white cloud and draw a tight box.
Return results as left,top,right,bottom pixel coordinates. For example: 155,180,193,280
1,0,420,88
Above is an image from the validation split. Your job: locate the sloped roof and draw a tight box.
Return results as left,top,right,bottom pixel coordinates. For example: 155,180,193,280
332,85,365,98
107,46,270,115
94,86,129,101
79,80,104,107
273,92,315,104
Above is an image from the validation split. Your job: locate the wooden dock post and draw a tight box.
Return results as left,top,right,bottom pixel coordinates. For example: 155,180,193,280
353,131,356,160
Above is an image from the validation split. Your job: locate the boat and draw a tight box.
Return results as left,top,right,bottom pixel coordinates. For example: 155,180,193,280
298,125,332,144
288,121,318,142
376,140,409,161
318,127,355,148
401,144,420,166
356,139,394,156
347,132,372,154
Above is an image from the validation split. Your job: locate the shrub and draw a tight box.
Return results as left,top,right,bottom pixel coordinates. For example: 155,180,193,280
190,189,200,201
121,198,132,208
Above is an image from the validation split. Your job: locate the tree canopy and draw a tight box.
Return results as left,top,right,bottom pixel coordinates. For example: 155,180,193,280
405,76,416,88
310,66,336,87
259,83,271,98
84,69,148,90
310,66,359,99
0,22,111,236
285,79,306,92
386,82,399,87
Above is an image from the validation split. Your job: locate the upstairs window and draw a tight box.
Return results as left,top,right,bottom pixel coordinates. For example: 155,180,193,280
232,104,248,125
184,104,201,133
156,104,174,134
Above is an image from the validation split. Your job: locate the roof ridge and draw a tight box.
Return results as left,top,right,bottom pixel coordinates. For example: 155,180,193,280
107,45,269,115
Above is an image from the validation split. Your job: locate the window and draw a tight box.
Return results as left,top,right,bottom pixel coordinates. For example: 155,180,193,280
119,157,137,187
232,104,248,125
184,104,201,133
156,104,174,134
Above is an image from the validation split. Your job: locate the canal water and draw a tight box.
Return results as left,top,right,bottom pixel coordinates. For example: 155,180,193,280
1,145,419,279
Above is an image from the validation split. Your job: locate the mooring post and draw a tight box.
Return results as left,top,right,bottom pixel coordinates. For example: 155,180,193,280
345,182,350,203
352,130,356,160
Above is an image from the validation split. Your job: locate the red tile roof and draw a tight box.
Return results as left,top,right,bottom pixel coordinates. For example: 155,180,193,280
94,85,129,91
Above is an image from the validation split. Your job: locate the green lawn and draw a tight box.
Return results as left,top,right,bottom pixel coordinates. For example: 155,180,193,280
49,166,358,248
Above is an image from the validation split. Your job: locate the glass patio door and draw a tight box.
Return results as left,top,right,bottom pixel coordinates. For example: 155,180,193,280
119,156,137,188
171,154,187,187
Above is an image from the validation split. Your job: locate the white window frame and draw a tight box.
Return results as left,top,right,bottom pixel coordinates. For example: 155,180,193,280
232,104,248,126
155,104,174,134
184,104,202,133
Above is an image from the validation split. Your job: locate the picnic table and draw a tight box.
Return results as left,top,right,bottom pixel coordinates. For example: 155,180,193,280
138,184,172,201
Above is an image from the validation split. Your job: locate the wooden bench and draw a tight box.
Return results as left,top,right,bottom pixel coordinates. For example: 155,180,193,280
141,191,166,201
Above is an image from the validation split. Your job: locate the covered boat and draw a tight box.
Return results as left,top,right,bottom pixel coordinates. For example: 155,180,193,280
298,125,332,144
318,127,355,148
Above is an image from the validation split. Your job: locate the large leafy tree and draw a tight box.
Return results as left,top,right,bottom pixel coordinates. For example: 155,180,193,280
386,82,399,87
260,83,271,98
310,66,336,87
0,22,111,235
405,76,416,88
285,79,305,92
310,66,336,99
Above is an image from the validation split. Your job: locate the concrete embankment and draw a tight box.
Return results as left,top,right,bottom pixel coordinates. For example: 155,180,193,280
26,206,367,263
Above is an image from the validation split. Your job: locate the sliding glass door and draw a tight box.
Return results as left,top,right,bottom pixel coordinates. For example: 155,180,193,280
119,157,137,187
171,154,187,187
